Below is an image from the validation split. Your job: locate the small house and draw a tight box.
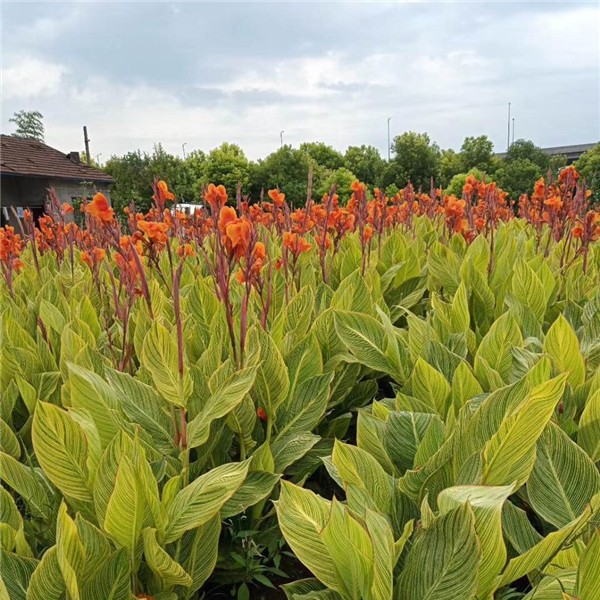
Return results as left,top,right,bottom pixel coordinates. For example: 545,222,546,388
0,134,115,226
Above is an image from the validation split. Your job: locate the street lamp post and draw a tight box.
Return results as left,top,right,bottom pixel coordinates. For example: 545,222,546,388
280,131,284,148
182,142,188,159
96,153,102,165
387,117,391,161
507,103,511,151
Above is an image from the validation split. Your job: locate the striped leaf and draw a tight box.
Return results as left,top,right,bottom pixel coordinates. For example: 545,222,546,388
481,375,567,487
187,365,258,449
176,515,221,599
438,485,513,599
32,401,93,504
409,358,451,416
332,440,392,515
275,481,339,592
543,314,585,388
528,422,600,528
574,530,600,600
164,461,248,543
25,546,65,600
103,456,144,555
143,528,192,588
55,502,85,600
248,326,290,421
474,313,522,384
141,321,193,407
0,550,38,600
396,503,480,600
495,493,599,588
578,388,600,461
320,499,374,600
79,548,131,600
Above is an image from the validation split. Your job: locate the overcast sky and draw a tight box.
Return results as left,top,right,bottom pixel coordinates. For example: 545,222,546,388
2,1,599,162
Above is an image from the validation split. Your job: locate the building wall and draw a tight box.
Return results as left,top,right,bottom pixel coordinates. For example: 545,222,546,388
1,175,111,227
48,178,111,206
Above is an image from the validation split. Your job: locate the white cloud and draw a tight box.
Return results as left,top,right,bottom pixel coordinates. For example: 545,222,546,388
2,57,67,100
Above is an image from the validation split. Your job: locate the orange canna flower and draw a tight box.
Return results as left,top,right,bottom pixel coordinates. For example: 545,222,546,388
80,251,92,267
93,247,106,262
253,241,266,261
544,196,563,210
152,180,175,210
268,189,286,207
218,206,237,234
204,183,228,213
225,218,252,255
236,268,246,283
85,193,115,223
363,225,374,242
176,243,194,257
62,202,74,214
138,220,169,243
257,407,267,421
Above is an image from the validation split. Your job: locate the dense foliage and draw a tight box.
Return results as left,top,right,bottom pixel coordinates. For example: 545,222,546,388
102,133,600,212
1,167,600,599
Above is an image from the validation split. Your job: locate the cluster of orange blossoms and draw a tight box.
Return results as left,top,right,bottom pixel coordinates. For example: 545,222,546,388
0,226,25,273
1,169,599,294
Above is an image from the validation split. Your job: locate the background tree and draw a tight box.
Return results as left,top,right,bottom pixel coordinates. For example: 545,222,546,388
250,145,314,206
318,167,358,202
180,149,207,201
575,143,600,203
439,149,464,188
460,135,495,173
299,142,344,171
104,150,152,213
9,110,45,142
343,145,385,187
445,168,488,197
201,143,251,196
505,139,550,170
390,131,441,190
494,138,567,199
494,158,543,200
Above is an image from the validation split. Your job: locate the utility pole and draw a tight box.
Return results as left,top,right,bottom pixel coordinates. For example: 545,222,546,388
507,103,511,151
387,117,392,161
83,126,91,165
512,118,515,145
182,142,187,159
280,130,284,148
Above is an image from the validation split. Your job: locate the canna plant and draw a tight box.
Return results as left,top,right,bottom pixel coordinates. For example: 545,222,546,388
1,167,600,598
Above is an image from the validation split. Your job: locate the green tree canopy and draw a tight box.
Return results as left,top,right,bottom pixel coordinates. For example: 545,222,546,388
299,142,344,171
201,143,251,197
343,145,385,187
445,168,489,197
494,158,543,199
505,139,549,170
250,145,314,206
9,110,45,142
318,167,358,202
575,143,600,203
390,132,441,190
461,135,495,173
104,144,205,213
439,149,465,188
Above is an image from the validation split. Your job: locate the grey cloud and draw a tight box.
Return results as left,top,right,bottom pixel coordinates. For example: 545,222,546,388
1,1,598,159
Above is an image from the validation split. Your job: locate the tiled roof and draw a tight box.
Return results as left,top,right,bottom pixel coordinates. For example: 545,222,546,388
0,134,115,183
